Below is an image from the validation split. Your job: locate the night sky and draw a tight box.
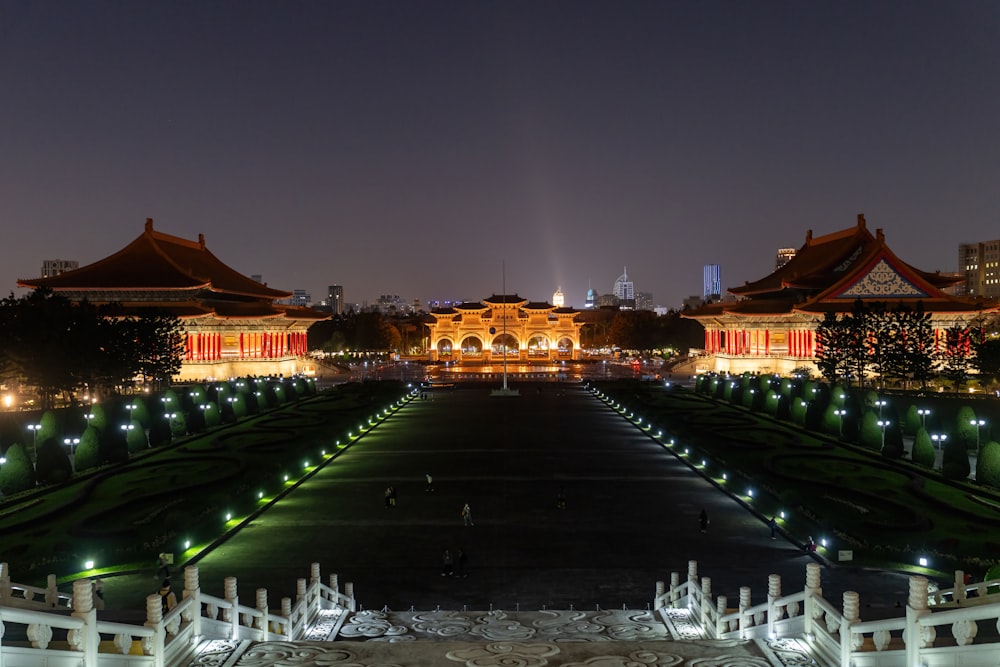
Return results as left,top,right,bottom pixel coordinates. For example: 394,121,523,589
2,1,998,310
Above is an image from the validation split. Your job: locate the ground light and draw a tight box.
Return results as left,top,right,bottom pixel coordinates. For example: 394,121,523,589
84,560,94,570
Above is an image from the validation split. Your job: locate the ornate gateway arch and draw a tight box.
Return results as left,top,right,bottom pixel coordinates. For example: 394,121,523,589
426,295,584,362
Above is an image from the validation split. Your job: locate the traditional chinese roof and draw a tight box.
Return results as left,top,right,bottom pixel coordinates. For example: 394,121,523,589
17,219,329,323
685,215,992,321
18,218,291,300
483,294,528,305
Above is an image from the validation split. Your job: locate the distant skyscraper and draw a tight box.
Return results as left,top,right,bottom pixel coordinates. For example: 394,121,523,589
636,292,653,311
776,248,797,270
703,264,722,302
584,282,596,309
328,285,344,315
613,268,634,308
251,274,263,284
552,287,565,307
41,259,78,277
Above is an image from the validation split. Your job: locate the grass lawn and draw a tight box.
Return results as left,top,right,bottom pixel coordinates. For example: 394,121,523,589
0,382,412,578
594,380,1000,577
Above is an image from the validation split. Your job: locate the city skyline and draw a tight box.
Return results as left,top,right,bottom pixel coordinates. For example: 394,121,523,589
3,2,998,309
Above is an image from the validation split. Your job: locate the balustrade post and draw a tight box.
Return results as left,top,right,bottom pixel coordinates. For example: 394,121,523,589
803,562,822,636
655,580,665,610
72,579,99,667
701,577,712,633
345,581,356,611
224,576,239,640
256,589,269,639
669,572,680,605
739,586,751,638
954,570,967,604
0,562,9,605
687,561,698,613
281,597,292,639
183,566,202,638
330,573,340,605
906,575,932,667
144,593,166,667
840,591,860,667
716,595,727,637
767,574,781,638
309,563,321,611
46,573,59,607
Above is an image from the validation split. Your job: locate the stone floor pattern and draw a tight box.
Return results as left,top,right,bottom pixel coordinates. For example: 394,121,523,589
185,608,822,666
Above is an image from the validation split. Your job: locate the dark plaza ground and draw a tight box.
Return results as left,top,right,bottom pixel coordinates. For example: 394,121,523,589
101,381,911,619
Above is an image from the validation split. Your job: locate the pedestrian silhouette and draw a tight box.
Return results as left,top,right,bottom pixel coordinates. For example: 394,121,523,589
699,509,709,533
768,516,777,539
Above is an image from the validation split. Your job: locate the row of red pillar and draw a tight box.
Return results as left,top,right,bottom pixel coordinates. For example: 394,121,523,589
704,329,814,357
186,331,308,361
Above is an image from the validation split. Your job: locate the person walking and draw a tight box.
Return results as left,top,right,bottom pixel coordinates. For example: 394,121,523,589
158,579,178,614
156,552,171,579
555,486,567,510
441,549,454,576
768,516,778,540
425,473,434,492
461,502,474,526
699,509,709,533
389,486,397,507
384,486,392,509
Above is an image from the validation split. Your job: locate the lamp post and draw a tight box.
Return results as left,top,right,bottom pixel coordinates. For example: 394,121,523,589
931,434,947,469
877,419,890,450
970,419,987,454
834,409,847,438
126,403,136,422
27,424,41,462
917,409,931,429
63,437,80,472
84,412,94,429
874,399,887,419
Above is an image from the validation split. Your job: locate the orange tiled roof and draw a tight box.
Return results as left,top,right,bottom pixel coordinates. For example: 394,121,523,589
18,219,291,300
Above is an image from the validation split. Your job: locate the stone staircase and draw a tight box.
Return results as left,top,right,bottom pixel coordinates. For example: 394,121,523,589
183,607,821,666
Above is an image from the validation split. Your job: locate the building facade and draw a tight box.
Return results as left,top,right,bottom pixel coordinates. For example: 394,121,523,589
19,219,328,382
613,268,634,309
684,215,996,376
425,294,584,362
41,259,79,277
703,264,721,301
959,240,1000,298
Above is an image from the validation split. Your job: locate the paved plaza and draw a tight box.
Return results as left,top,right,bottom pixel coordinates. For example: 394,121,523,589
101,381,912,622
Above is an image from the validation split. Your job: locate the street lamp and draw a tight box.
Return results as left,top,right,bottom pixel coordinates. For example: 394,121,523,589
126,403,137,421
833,409,847,437
931,434,947,469
84,412,94,429
874,399,887,419
877,420,890,449
64,437,80,472
27,424,41,462
917,409,931,429
970,419,987,453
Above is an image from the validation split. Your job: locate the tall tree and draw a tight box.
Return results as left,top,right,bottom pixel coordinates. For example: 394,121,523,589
941,325,973,392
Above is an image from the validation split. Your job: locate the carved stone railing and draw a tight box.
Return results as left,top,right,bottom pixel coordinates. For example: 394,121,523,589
0,561,354,667
655,560,1000,667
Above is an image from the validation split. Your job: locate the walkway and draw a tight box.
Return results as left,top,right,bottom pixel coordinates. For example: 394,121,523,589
99,381,911,627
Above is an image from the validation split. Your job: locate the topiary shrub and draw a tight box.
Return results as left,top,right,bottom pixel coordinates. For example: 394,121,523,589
976,441,1000,489
0,442,36,494
859,412,882,451
790,398,808,426
74,426,102,472
124,419,148,453
35,436,72,484
942,436,972,480
911,429,936,469
148,417,172,447
955,406,978,443
903,405,922,436
764,390,780,416
822,405,846,438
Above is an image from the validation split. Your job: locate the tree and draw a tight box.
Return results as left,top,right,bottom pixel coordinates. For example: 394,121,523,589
911,428,936,469
0,442,36,495
941,326,973,392
942,435,971,480
972,334,1000,388
976,440,1000,489
815,312,850,383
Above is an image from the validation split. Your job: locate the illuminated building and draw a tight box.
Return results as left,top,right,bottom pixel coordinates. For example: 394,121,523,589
684,215,994,375
425,294,584,362
19,219,328,381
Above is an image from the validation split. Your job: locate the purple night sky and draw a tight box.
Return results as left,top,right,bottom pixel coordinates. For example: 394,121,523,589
2,1,998,309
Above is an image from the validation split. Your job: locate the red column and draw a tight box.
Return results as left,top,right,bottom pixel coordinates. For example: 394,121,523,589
765,329,770,355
